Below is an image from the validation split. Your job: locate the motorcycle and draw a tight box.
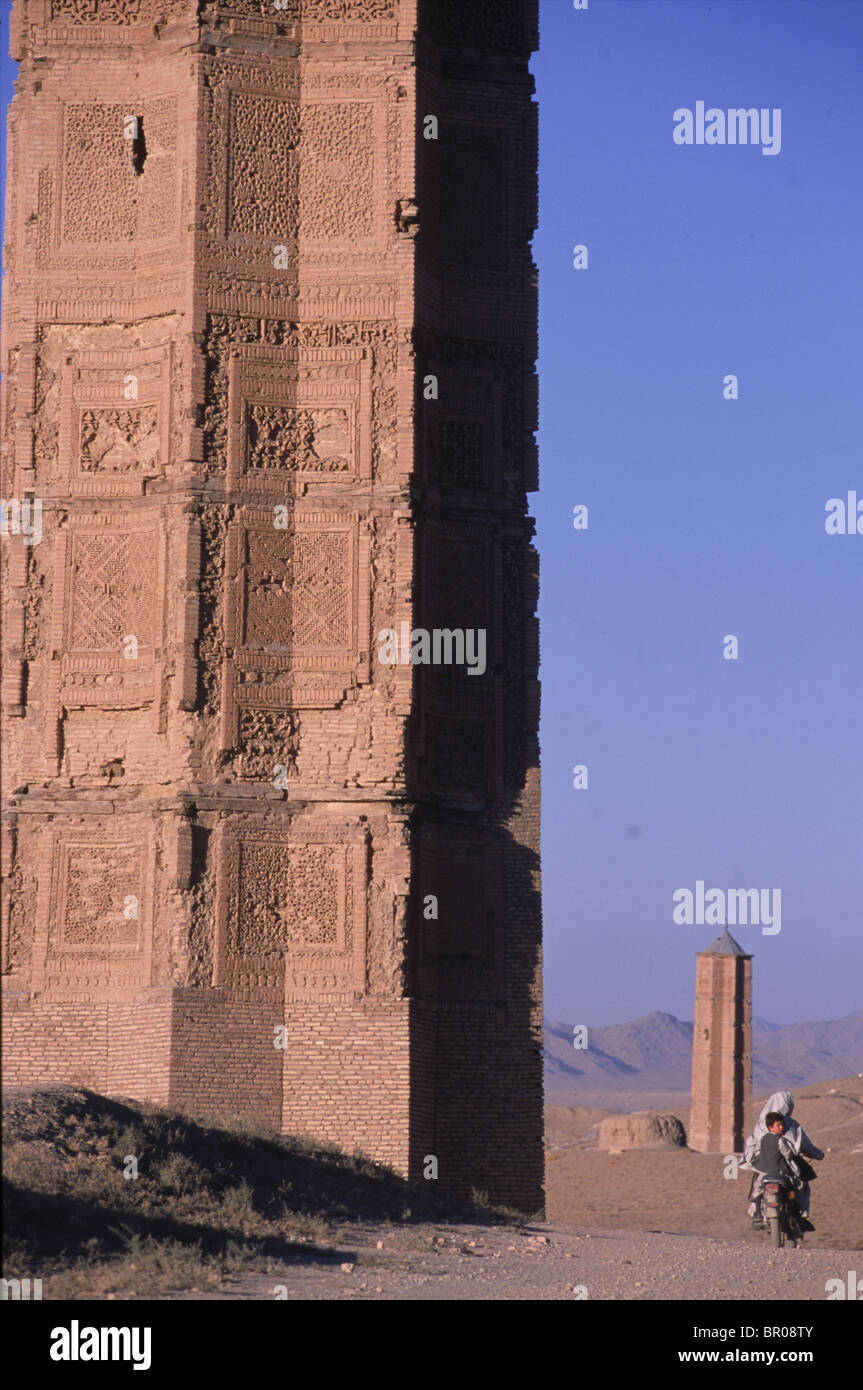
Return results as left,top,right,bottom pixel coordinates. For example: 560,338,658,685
762,1173,803,1248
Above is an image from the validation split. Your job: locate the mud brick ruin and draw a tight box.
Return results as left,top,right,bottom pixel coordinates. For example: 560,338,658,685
690,929,753,1153
0,0,542,1209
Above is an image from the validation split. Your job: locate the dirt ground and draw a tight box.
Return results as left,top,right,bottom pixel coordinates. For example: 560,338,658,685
96,1221,858,1302
3,1073,856,1301
184,1074,860,1299
194,1073,858,1299
545,1076,863,1253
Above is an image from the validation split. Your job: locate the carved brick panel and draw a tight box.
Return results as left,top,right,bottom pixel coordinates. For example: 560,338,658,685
429,0,536,54
36,97,181,271
502,535,531,789
238,707,299,782
227,90,298,241
227,344,371,493
439,121,509,272
215,820,368,1000
58,345,172,497
426,337,534,494
212,0,396,18
32,821,156,1001
48,0,190,23
298,100,377,246
221,507,370,749
207,0,400,47
206,66,388,269
422,531,492,660
46,513,167,742
416,522,497,793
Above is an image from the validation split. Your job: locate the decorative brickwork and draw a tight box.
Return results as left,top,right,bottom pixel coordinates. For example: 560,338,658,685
215,819,368,1000
2,0,541,1211
33,820,156,1001
226,344,371,492
50,0,188,20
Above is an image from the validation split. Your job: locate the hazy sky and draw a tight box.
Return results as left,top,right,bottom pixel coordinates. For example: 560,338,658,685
1,2,860,1030
533,0,862,1026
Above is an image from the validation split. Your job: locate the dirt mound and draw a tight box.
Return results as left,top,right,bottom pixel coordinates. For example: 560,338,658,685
2,1086,509,1298
544,1105,610,1152
598,1112,686,1150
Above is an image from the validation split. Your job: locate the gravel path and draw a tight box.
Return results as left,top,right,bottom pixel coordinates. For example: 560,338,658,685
134,1221,856,1301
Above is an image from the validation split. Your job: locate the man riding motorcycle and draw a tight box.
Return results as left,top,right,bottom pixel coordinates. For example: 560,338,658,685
742,1090,824,1232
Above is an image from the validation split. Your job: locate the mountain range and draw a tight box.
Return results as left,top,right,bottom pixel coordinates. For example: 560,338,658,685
544,1010,863,1097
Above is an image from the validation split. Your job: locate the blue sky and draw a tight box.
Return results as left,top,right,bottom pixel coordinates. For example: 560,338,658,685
1,1,860,1028
533,0,862,1026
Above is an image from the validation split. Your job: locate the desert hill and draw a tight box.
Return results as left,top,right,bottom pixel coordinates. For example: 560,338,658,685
544,1010,863,1107
1,1085,502,1299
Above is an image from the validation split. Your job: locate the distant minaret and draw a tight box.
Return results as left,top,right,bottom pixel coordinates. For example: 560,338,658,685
689,929,753,1153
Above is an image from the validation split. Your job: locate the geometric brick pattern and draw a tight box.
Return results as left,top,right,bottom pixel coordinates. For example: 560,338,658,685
215,820,367,1002
2,0,542,1212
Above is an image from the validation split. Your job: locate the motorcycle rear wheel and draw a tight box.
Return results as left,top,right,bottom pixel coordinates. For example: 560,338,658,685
768,1214,783,1248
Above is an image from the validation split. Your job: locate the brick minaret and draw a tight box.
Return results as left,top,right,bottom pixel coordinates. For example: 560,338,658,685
1,0,541,1210
690,929,753,1153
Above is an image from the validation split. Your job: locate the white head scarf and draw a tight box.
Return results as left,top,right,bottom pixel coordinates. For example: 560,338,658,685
758,1091,794,1124
744,1090,802,1161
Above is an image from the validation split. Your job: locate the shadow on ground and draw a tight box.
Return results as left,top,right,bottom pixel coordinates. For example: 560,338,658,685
3,1086,517,1294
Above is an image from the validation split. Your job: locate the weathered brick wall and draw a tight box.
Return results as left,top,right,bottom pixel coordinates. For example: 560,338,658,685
281,1000,413,1170
2,0,542,1211
2,998,110,1091
168,990,284,1131
690,951,752,1153
428,1005,544,1211
2,994,174,1102
409,1,543,1208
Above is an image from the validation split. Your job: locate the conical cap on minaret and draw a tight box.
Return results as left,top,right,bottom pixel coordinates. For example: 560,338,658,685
698,926,752,959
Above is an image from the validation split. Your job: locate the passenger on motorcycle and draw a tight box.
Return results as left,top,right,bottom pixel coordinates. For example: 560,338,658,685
742,1090,824,1232
748,1113,802,1230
